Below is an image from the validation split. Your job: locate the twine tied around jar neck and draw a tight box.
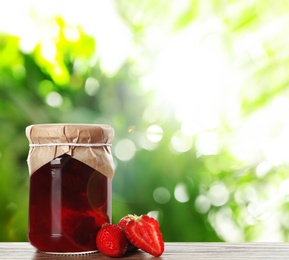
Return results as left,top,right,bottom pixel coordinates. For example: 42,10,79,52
29,143,112,147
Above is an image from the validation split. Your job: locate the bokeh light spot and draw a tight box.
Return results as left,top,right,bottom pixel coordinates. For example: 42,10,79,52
138,134,158,151
146,125,163,143
153,187,171,204
45,91,63,107
247,202,269,220
174,183,189,203
114,139,136,161
85,77,100,96
207,183,229,207
170,130,193,153
147,211,159,221
195,195,211,214
41,43,57,62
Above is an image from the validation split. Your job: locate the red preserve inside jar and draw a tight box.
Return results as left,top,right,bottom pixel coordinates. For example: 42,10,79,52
26,124,114,254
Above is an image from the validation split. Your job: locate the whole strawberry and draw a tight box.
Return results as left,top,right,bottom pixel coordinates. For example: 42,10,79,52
122,214,164,257
96,224,129,257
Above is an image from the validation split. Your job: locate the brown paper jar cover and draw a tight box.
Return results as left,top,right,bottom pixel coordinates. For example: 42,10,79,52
26,124,114,179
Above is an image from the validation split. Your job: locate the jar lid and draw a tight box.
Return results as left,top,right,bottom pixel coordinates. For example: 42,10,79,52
26,124,114,179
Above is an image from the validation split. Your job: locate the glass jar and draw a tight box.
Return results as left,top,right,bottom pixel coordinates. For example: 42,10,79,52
26,124,114,254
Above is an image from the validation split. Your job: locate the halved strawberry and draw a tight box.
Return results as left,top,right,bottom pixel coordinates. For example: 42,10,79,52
118,215,133,229
118,215,137,252
124,215,164,257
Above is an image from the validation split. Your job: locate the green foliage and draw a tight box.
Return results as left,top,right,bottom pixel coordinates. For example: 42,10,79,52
1,0,289,243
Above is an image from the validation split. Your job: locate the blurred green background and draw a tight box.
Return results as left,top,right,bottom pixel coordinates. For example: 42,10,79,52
1,0,289,242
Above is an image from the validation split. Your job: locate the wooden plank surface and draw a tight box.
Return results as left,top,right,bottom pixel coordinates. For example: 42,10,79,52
1,242,289,259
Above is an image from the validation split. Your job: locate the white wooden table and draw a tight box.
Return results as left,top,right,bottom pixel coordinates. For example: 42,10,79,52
1,242,289,259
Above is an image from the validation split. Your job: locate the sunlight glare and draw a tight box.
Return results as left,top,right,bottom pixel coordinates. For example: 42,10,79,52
264,137,289,166
279,179,289,195
142,105,166,124
255,161,272,178
63,27,80,42
181,120,202,136
0,0,133,76
195,132,220,155
41,43,57,63
151,21,229,130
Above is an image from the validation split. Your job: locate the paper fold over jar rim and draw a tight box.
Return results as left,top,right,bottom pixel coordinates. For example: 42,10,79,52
26,124,114,179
